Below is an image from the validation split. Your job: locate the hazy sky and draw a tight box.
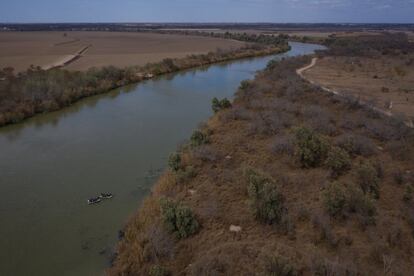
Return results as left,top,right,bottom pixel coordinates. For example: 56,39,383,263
1,0,414,23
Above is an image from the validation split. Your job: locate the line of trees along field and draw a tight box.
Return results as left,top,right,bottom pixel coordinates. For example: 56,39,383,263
0,35,289,127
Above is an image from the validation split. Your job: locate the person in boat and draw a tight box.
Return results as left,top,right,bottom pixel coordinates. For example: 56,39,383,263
100,193,113,199
88,197,101,204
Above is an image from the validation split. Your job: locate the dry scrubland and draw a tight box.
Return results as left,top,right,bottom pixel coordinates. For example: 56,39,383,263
303,55,414,118
0,32,246,71
110,34,414,275
304,33,414,120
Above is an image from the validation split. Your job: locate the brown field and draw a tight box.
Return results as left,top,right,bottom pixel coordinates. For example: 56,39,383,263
303,55,414,118
0,32,246,71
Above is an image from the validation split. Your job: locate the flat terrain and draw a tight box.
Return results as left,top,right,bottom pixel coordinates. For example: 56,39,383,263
303,55,414,118
0,32,246,71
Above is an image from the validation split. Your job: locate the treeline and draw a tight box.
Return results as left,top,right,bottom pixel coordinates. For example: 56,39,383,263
323,32,414,56
0,41,289,127
152,30,289,45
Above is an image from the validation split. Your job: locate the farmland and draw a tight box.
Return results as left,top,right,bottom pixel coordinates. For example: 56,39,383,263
0,31,247,72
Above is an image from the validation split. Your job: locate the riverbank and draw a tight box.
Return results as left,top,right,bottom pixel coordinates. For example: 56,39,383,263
109,36,414,275
0,38,289,127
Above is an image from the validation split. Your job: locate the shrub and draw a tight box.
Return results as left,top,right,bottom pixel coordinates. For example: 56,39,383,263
323,182,376,221
294,127,329,168
323,182,347,218
149,265,169,276
190,130,209,147
345,184,376,221
325,146,351,177
160,199,200,239
168,152,181,172
246,169,286,224
335,134,377,157
239,80,250,90
355,161,380,199
264,255,296,276
211,97,232,113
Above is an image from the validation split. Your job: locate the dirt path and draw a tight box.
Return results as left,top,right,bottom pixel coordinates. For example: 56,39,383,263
297,57,413,128
42,45,91,70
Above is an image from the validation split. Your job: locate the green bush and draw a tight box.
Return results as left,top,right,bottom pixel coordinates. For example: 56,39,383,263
294,127,329,168
325,146,351,177
246,169,286,224
168,152,181,172
356,161,380,199
190,130,209,147
160,199,199,239
149,265,169,276
239,80,250,90
323,182,347,217
211,97,232,113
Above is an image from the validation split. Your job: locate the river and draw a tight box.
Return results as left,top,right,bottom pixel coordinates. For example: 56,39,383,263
0,42,325,276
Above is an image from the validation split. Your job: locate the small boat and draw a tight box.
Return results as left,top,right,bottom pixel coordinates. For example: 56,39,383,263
100,193,113,199
88,197,102,205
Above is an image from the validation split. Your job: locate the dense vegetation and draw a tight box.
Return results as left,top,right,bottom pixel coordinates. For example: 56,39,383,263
110,34,414,275
0,36,289,126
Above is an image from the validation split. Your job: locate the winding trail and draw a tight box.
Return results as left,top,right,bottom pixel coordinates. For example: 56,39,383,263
296,57,414,128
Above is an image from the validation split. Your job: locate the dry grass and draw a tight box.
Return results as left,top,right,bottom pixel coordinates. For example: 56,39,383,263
0,32,246,71
303,55,414,118
109,54,414,275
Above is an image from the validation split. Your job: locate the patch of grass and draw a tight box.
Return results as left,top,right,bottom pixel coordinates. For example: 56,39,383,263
246,169,286,225
264,255,297,276
160,198,200,239
294,127,329,168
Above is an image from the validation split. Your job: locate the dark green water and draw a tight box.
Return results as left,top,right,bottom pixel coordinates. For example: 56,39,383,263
0,42,325,276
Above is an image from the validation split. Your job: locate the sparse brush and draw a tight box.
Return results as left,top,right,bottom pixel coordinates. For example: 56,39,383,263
355,161,381,199
335,134,377,157
149,265,170,276
323,182,347,218
264,254,297,276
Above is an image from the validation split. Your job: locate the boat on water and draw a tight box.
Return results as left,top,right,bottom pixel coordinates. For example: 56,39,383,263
87,197,102,205
100,193,113,199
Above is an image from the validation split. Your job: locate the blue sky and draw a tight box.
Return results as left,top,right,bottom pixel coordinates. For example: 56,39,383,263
1,0,413,23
